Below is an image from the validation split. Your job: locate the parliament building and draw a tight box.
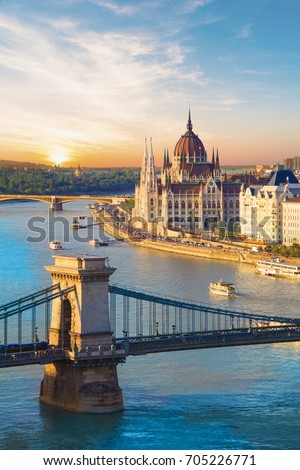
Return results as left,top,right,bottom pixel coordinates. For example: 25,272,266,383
133,111,241,234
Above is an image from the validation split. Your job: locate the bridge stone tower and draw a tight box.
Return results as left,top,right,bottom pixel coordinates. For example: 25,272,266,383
40,254,125,414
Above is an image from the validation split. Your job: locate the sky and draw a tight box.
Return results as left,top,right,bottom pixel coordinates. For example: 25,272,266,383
0,0,300,168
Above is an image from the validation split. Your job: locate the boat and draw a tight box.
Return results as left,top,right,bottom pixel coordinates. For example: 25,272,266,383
71,222,80,229
49,240,63,251
86,203,100,210
89,239,100,246
71,217,86,229
255,259,300,278
209,280,236,296
89,239,109,247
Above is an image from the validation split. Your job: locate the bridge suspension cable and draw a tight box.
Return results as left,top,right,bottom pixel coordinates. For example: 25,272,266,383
0,284,76,345
108,283,300,338
0,284,61,313
0,285,76,321
109,283,300,324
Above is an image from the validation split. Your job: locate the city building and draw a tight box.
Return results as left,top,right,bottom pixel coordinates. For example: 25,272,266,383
240,170,300,243
284,156,300,170
282,197,300,245
133,111,241,235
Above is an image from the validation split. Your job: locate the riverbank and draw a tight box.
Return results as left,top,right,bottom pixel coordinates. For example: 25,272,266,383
95,208,300,265
101,220,273,265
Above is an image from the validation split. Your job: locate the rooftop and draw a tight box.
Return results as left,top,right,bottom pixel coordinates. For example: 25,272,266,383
282,196,300,203
268,169,299,186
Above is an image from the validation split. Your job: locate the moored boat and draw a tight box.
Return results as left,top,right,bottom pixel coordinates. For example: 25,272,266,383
255,259,300,278
209,280,236,296
49,240,63,251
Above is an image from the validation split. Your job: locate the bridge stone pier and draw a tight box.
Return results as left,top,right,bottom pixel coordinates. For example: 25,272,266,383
50,197,63,211
40,254,125,414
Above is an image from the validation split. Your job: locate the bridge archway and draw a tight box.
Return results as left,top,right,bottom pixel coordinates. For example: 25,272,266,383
0,196,51,205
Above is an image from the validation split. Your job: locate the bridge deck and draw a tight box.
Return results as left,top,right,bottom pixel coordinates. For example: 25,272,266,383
117,325,300,355
0,348,65,368
1,326,300,367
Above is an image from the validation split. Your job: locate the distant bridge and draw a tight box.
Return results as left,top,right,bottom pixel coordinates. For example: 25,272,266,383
0,194,133,210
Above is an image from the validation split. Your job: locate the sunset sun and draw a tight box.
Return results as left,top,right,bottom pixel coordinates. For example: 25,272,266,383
49,152,69,166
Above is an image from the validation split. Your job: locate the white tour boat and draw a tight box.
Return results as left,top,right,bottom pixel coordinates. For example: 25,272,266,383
49,240,63,251
89,239,100,247
209,280,236,297
255,259,300,278
89,239,109,247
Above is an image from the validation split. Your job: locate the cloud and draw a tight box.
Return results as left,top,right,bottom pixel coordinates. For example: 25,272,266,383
236,23,253,39
199,13,225,25
89,0,138,16
0,12,205,161
236,68,272,76
183,0,215,12
215,95,248,108
90,0,217,19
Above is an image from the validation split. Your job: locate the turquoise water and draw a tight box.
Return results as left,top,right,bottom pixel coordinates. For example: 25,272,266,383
0,201,300,450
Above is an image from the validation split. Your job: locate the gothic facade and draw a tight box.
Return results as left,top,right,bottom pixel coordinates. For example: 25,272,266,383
133,112,241,234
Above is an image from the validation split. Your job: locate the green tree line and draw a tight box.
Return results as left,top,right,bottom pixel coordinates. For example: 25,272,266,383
0,169,138,195
264,243,300,258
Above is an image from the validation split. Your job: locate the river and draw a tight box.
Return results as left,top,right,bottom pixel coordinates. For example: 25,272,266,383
0,200,300,450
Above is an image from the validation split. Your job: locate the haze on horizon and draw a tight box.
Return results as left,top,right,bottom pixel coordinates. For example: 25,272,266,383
0,0,299,168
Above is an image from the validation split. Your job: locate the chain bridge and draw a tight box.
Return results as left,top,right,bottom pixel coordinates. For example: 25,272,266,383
1,253,300,413
1,280,300,368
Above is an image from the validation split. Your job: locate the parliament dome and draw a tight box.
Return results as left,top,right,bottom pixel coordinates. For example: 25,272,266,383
174,111,206,159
